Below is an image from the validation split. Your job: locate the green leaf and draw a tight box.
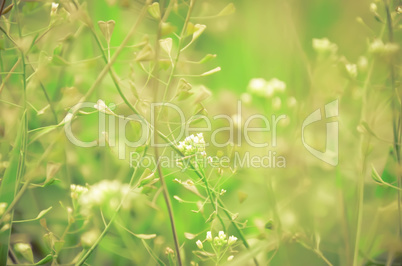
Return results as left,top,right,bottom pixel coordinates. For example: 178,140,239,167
173,195,184,203
371,165,384,184
28,124,61,145
372,163,401,191
13,206,53,224
184,232,197,240
200,67,221,77
134,233,157,239
218,3,236,16
139,169,156,187
198,54,217,64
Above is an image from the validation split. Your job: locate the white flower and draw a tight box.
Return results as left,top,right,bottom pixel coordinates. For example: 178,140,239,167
51,2,59,16
227,255,234,261
370,3,377,13
196,240,203,249
248,78,286,98
369,39,399,55
369,39,385,53
177,134,206,157
70,184,88,199
220,189,226,195
247,78,266,95
345,64,357,78
268,78,286,92
165,247,174,255
94,99,113,114
218,231,226,239
206,231,212,242
228,235,237,245
312,38,338,55
77,180,140,216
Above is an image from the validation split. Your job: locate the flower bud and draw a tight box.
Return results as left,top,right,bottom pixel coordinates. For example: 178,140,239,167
206,231,212,242
196,240,203,249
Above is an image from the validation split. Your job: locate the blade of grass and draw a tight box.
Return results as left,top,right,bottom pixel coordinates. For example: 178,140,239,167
0,111,26,264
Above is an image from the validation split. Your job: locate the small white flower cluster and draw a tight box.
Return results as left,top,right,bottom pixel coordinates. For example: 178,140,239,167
247,78,286,98
369,3,377,13
177,133,206,157
312,38,338,55
70,184,88,200
71,180,139,216
345,63,357,78
94,99,115,115
51,2,59,16
196,231,237,250
369,39,399,55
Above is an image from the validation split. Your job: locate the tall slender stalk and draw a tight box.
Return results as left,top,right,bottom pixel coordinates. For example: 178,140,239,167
152,1,182,264
383,0,402,241
352,52,376,266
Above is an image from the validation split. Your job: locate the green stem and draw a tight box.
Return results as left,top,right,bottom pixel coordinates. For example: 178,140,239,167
152,1,182,264
157,0,195,121
199,167,226,232
383,0,402,242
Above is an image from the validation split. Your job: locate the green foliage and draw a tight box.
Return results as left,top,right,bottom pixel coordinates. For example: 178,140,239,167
0,0,401,265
